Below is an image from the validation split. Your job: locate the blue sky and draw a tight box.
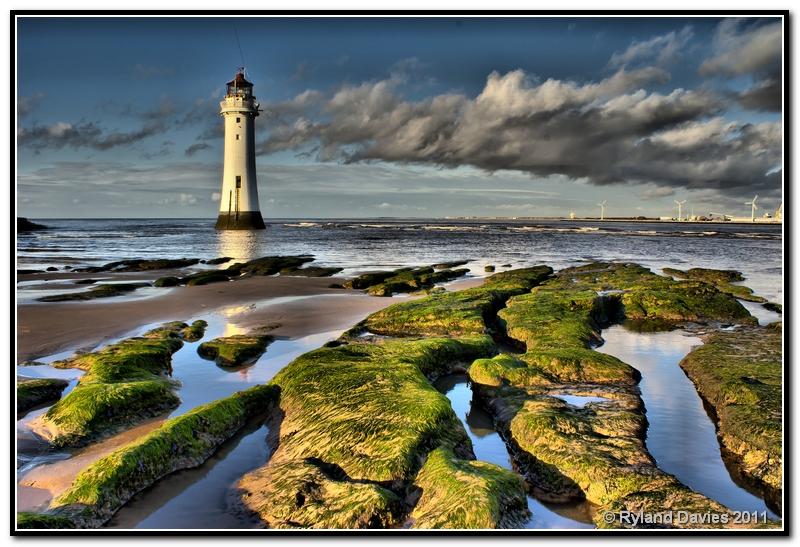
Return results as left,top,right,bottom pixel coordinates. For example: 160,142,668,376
17,16,783,218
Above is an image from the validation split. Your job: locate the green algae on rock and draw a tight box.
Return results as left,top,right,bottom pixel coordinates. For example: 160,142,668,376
238,458,404,529
466,262,767,528
37,282,150,302
43,385,278,528
197,331,274,367
432,260,470,270
363,266,554,337
182,271,232,286
29,322,194,447
74,258,200,273
680,326,782,511
154,255,321,287
180,320,208,342
226,255,315,277
17,377,69,414
202,256,233,265
410,447,529,529
237,335,500,528
343,265,471,297
17,512,76,529
662,267,767,303
279,266,344,277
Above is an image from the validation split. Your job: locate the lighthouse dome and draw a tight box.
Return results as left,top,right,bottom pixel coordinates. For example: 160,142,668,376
226,70,253,97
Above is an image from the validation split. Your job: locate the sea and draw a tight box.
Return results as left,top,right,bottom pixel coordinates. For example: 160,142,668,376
16,218,784,304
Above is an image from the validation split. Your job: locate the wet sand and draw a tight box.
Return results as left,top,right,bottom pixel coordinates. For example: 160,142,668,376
17,275,362,361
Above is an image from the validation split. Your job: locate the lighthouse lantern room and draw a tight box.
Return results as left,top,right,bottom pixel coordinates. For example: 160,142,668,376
215,69,266,230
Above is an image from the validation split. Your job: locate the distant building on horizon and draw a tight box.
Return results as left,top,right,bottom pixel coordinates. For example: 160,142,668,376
215,69,266,230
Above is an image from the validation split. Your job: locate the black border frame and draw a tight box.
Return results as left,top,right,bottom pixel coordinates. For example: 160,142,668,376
9,9,791,537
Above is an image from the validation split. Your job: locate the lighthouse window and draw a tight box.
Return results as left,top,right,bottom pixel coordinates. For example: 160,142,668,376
236,117,241,123
236,134,240,140
236,176,242,188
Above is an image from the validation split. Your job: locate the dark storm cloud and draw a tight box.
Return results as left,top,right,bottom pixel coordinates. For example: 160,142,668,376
184,142,211,156
18,119,167,151
254,65,780,198
700,18,782,113
736,77,781,112
18,99,176,152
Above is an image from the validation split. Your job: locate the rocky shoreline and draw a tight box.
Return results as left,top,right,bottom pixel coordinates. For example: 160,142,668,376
680,326,782,514
15,259,783,530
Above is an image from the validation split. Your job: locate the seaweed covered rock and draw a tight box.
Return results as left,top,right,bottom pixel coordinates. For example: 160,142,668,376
467,262,767,528
239,459,404,529
154,276,180,287
17,377,69,414
155,255,322,287
344,265,470,296
226,255,315,277
237,336,498,528
680,327,782,511
180,320,208,342
363,266,553,337
43,385,278,528
17,512,75,529
37,282,150,302
279,266,343,277
197,331,273,367
432,260,470,270
203,256,233,265
662,267,766,303
182,271,232,286
410,447,529,529
29,322,190,447
74,258,199,273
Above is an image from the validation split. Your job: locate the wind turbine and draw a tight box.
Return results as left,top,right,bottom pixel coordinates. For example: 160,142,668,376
597,200,607,221
675,200,686,222
745,195,759,222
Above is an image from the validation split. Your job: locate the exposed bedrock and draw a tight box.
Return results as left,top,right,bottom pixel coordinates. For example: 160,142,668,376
467,262,772,529
236,267,559,529
17,377,70,414
36,282,151,302
29,321,201,448
362,266,554,337
662,267,767,303
342,264,472,297
236,335,530,529
198,329,274,367
680,327,782,514
21,385,279,529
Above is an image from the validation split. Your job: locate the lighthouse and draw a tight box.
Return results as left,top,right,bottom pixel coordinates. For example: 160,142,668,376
215,69,266,230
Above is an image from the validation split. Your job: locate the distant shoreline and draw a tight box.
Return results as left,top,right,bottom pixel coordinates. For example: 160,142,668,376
17,216,783,226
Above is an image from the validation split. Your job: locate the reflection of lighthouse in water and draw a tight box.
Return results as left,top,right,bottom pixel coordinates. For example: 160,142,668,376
215,69,266,230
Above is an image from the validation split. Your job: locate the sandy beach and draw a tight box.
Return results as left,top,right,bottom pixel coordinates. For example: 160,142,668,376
17,274,401,362
16,270,420,512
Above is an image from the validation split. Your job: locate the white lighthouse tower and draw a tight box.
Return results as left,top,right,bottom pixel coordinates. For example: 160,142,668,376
215,69,266,230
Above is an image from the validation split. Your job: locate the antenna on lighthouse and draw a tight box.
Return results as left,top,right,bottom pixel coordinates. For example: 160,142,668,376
233,22,247,73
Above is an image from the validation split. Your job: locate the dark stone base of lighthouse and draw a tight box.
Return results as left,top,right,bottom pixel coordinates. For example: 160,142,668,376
214,212,266,230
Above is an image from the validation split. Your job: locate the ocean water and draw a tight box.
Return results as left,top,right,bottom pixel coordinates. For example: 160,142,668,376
16,218,783,303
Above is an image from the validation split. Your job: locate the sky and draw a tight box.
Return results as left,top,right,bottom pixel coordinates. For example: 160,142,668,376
16,16,783,219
